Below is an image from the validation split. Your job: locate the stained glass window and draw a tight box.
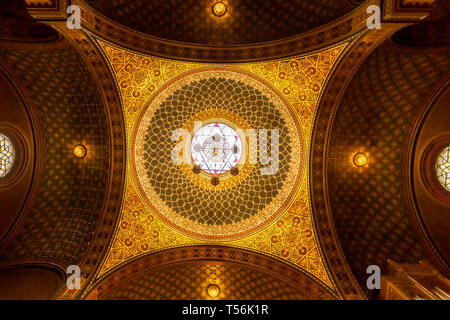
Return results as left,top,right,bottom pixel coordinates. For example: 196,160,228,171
0,133,15,178
191,123,242,174
436,145,450,192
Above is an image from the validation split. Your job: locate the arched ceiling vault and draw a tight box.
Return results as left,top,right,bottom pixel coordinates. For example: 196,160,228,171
0,3,127,299
0,37,113,266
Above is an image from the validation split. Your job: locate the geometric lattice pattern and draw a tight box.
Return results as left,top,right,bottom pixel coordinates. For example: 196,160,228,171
436,146,450,191
0,133,15,178
0,45,110,265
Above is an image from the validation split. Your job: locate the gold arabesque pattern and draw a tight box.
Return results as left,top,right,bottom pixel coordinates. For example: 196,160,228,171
87,246,337,299
96,39,347,287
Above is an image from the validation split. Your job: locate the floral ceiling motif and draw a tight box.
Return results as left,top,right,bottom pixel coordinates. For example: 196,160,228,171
95,39,347,288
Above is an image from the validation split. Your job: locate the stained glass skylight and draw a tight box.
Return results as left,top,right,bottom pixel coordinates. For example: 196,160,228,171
191,122,242,175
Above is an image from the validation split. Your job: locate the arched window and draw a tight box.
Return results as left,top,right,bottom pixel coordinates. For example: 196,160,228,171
435,145,450,192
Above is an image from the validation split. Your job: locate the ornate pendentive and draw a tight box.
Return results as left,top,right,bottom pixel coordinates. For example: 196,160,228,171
131,67,306,241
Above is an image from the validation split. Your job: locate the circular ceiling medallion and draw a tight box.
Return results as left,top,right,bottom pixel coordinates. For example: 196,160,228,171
178,108,253,191
131,66,306,241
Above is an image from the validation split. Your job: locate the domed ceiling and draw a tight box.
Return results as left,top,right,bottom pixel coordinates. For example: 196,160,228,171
84,0,356,45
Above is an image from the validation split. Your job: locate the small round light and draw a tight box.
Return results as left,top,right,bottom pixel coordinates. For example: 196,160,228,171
353,152,368,167
212,2,227,17
207,284,220,298
73,144,87,158
211,176,220,186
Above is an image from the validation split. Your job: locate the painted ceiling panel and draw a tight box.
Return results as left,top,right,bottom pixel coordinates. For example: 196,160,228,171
86,0,355,45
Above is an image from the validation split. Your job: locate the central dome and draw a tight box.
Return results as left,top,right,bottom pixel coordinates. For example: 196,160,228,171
191,122,242,175
131,66,306,241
